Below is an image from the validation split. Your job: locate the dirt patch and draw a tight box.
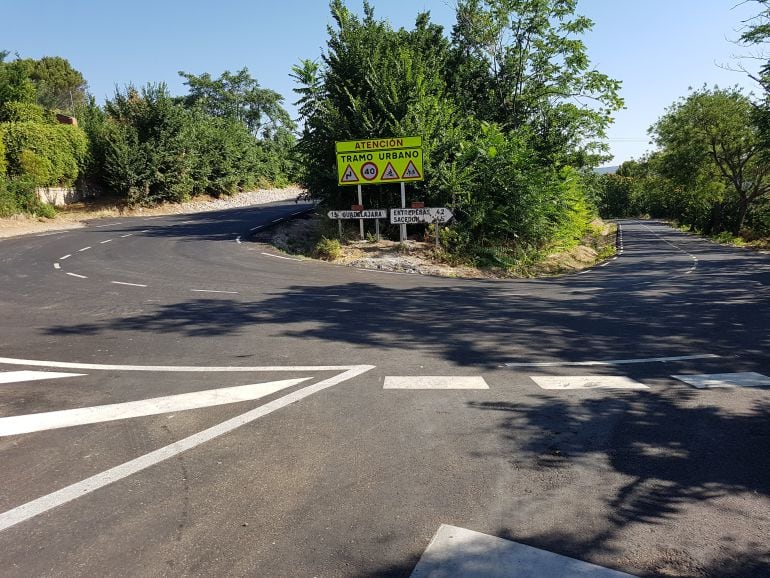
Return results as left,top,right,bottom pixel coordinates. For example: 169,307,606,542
264,215,617,279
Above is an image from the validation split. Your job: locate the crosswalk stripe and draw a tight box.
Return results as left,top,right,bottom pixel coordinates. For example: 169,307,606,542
672,372,770,389
530,375,648,390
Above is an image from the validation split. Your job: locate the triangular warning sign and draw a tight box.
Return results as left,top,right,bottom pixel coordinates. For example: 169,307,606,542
402,160,421,179
341,164,359,183
381,162,399,180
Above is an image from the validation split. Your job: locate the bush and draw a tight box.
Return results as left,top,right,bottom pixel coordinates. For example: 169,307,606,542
314,236,342,260
0,101,53,123
1,121,87,186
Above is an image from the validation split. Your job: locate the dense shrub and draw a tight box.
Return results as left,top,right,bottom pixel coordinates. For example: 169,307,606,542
1,121,87,186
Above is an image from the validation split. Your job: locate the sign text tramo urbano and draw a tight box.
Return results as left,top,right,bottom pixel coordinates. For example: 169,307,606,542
336,137,423,186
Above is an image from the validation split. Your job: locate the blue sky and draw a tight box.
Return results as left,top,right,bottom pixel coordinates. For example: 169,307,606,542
1,1,762,166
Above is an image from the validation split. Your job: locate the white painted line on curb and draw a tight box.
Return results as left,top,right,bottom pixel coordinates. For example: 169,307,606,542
260,252,301,261
412,525,637,577
111,281,148,288
53,263,60,270
531,375,649,390
78,246,91,252
59,254,71,260
0,371,85,385
504,354,719,368
0,378,311,436
672,372,770,389
65,272,87,279
191,289,239,294
0,364,374,532
100,239,113,244
384,376,489,389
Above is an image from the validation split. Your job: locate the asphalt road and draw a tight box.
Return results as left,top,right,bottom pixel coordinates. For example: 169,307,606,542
0,204,769,577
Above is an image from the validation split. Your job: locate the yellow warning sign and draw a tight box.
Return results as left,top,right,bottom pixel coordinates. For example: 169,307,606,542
336,136,424,186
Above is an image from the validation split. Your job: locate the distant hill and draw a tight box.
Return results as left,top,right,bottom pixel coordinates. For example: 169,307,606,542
594,165,619,175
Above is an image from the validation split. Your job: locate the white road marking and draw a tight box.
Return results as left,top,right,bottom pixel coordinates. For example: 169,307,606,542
78,246,91,252
235,236,242,244
384,376,489,389
600,262,609,267
292,211,304,216
93,223,122,228
531,375,649,390
411,525,636,577
672,372,770,389
53,263,60,270
0,364,373,532
260,252,301,261
99,239,113,244
0,356,361,373
0,371,85,385
143,216,164,220
504,354,719,368
120,233,133,238
111,281,148,288
60,254,71,260
65,272,87,279
191,289,239,294
271,218,282,223
0,378,311,436
249,226,263,232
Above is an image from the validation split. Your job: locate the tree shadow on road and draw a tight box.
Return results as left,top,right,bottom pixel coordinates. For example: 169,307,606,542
467,390,770,577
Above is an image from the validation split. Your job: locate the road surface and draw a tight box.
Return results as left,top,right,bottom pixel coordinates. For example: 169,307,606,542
0,204,768,577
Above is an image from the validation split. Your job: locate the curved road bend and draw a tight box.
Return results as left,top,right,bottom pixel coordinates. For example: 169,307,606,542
0,211,769,577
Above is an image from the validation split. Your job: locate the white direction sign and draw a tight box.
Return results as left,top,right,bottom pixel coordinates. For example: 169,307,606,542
390,207,453,224
328,209,387,220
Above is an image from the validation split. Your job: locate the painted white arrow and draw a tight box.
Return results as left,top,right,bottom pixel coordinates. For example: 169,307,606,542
0,371,85,384
0,377,311,436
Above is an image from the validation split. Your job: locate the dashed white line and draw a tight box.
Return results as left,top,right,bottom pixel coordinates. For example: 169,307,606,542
54,263,60,270
93,222,122,228
120,234,133,238
111,281,148,288
78,246,91,252
235,236,242,244
60,254,71,260
65,272,87,279
191,289,239,294
271,218,282,223
600,262,609,267
249,226,263,232
100,239,113,244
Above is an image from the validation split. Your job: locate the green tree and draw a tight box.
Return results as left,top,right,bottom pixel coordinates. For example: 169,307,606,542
0,53,36,105
27,56,88,112
450,0,623,166
650,87,769,233
178,68,294,138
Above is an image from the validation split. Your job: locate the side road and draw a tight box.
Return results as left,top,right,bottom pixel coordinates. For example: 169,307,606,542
0,187,304,239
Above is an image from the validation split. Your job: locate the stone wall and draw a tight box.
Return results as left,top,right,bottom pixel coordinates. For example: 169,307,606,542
36,186,85,207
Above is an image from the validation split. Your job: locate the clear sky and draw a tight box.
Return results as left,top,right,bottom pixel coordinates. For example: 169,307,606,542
1,0,762,166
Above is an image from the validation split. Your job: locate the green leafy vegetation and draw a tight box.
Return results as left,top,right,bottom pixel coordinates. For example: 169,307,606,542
293,0,622,266
0,52,296,215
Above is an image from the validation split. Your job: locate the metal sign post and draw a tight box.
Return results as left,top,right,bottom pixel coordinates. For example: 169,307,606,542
400,182,407,242
357,184,364,240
